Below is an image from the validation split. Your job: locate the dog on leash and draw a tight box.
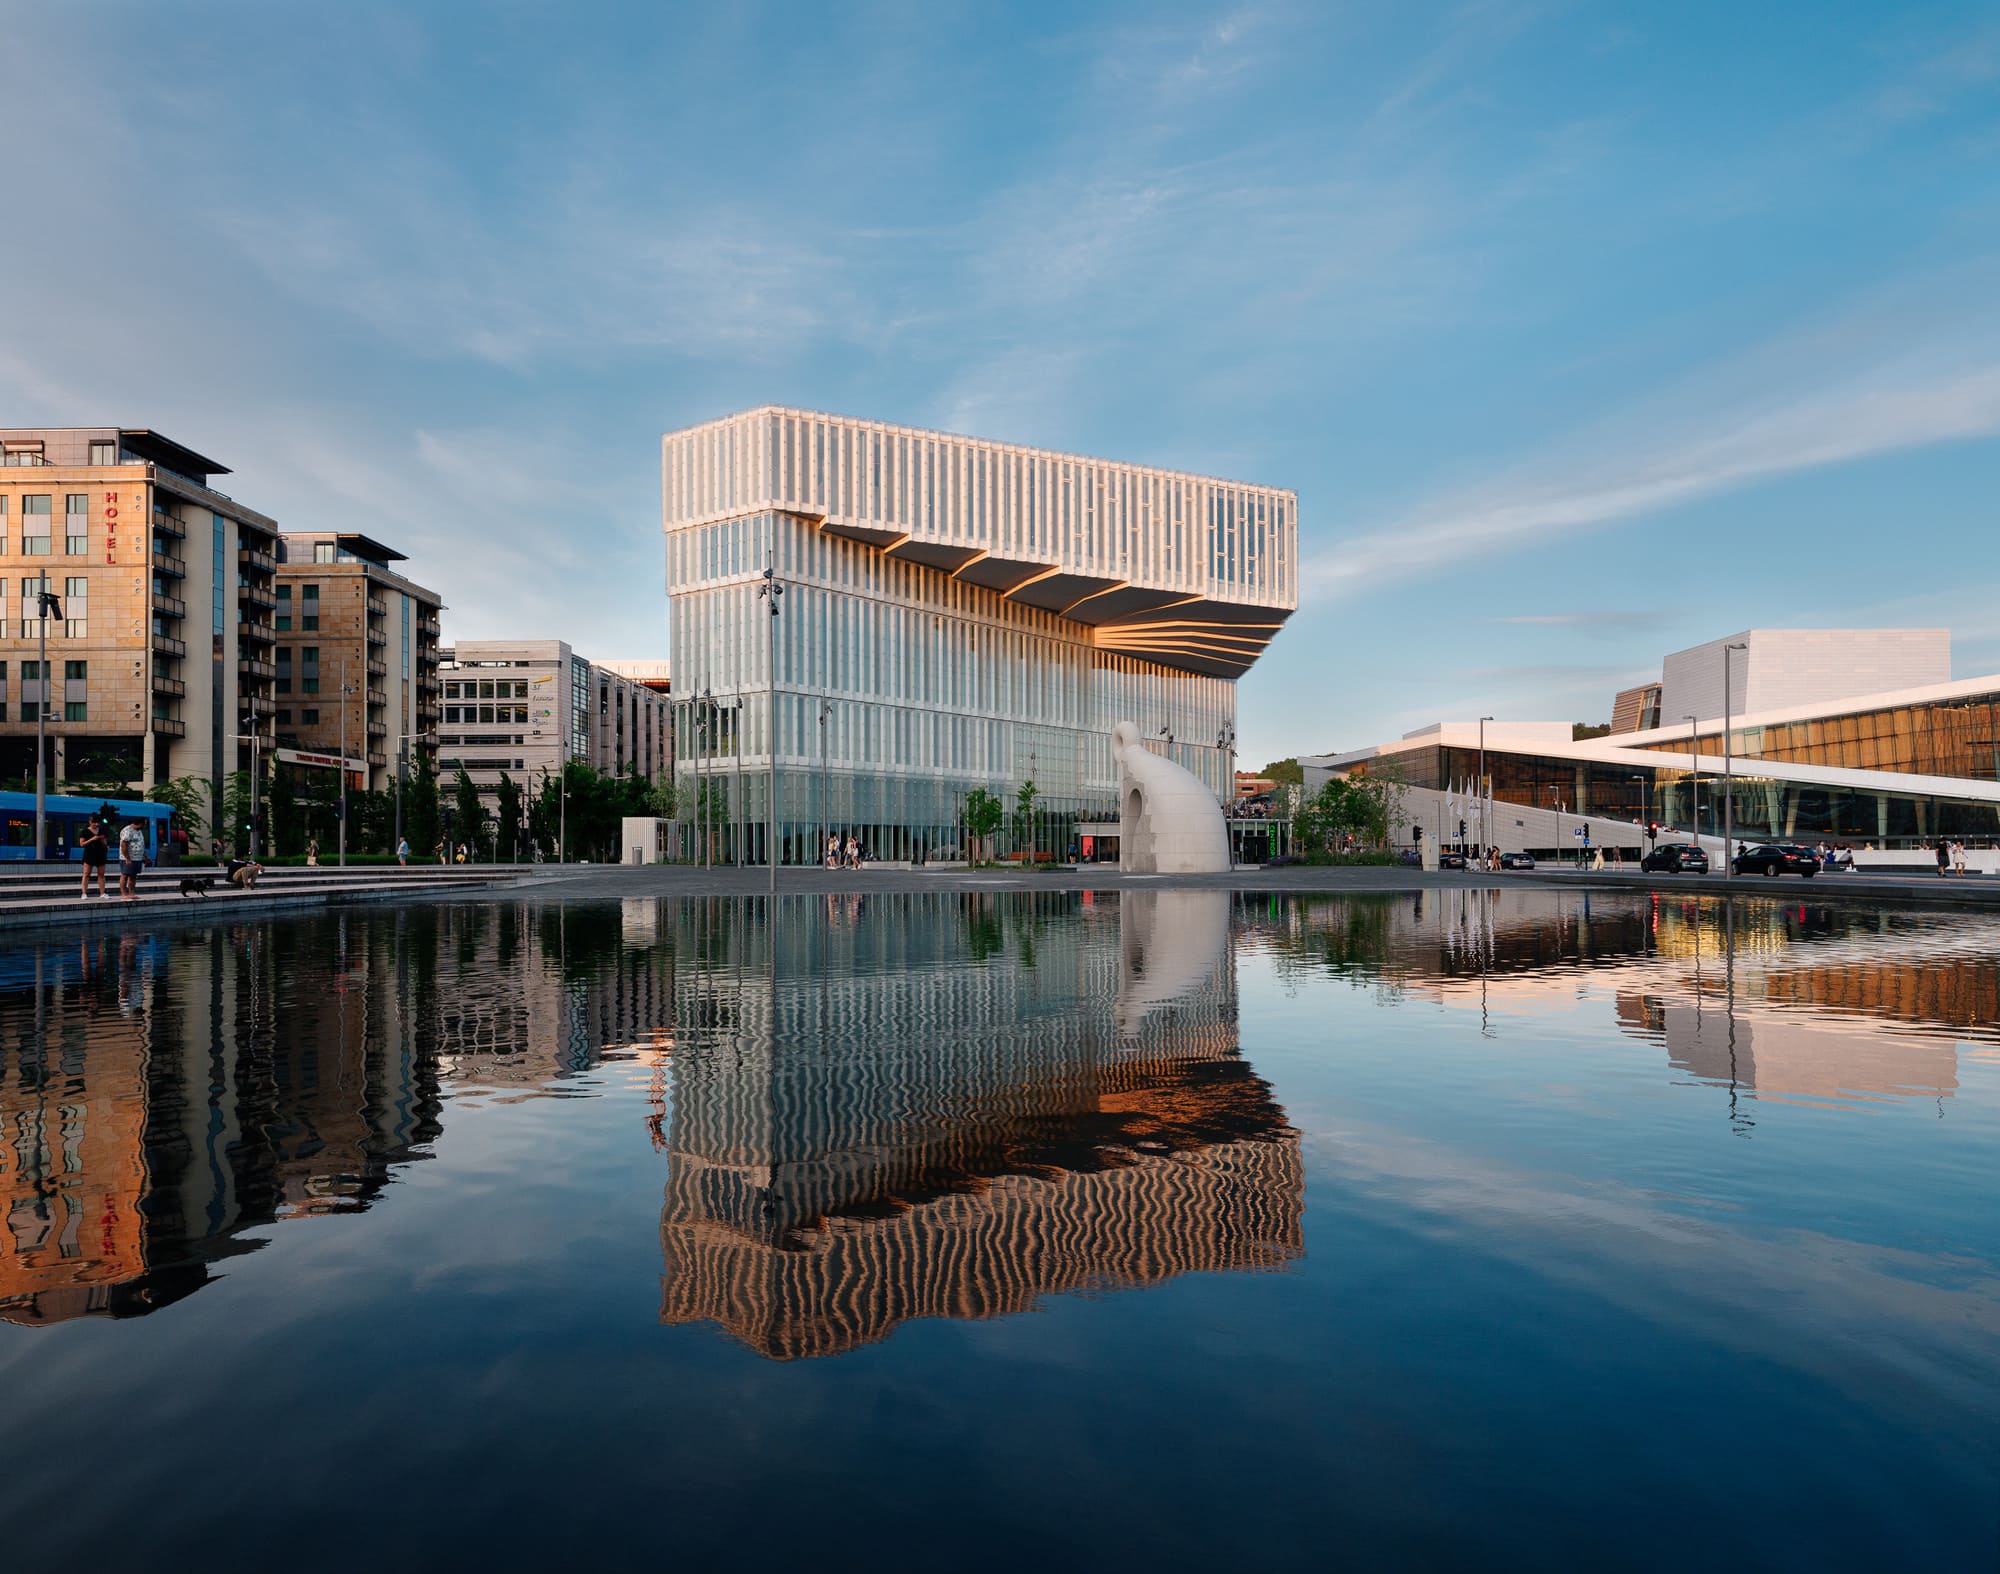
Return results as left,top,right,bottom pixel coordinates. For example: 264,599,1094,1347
178,876,214,898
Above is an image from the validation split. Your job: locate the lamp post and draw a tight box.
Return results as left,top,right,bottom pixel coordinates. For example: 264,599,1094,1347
730,696,743,867
1216,721,1236,868
819,697,832,867
236,691,265,860
1722,641,1746,880
1684,714,1700,852
1631,773,1649,829
31,584,62,860
1478,715,1494,860
759,561,784,894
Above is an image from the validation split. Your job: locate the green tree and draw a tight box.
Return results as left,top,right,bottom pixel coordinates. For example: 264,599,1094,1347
218,769,255,854
962,787,1004,863
1572,722,1612,740
646,775,679,819
1261,758,1305,787
453,767,487,859
147,775,210,841
403,752,442,858
267,763,299,856
495,771,525,863
1012,779,1040,860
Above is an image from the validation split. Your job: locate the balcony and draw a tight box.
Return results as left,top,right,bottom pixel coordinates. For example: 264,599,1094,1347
367,750,388,767
153,550,185,577
239,546,276,575
151,716,186,738
367,685,387,707
366,595,388,618
238,620,276,647
238,656,277,681
152,631,187,657
152,673,186,697
366,657,387,677
367,719,388,738
151,508,184,539
152,589,186,618
239,585,277,612
366,627,386,648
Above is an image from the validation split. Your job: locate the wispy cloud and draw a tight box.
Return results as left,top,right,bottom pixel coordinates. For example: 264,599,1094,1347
1305,268,2000,600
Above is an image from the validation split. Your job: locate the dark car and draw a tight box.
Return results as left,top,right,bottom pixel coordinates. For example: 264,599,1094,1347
1732,842,1819,878
1500,851,1535,870
1438,850,1468,870
1641,843,1710,874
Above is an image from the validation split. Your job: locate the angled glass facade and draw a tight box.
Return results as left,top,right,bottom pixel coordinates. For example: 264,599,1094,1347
663,410,1297,862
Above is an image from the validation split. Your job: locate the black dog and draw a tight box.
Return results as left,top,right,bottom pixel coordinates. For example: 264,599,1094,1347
178,876,214,898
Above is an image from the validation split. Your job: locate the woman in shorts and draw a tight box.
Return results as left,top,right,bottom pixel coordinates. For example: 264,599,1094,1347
78,815,110,899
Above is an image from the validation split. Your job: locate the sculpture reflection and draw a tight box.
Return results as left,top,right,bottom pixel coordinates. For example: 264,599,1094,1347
656,890,1303,1360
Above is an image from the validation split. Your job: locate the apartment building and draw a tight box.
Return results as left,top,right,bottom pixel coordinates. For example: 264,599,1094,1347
273,532,443,796
437,640,670,823
0,427,280,837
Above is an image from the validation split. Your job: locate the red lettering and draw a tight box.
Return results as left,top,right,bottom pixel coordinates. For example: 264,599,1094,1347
105,507,118,520
103,491,116,503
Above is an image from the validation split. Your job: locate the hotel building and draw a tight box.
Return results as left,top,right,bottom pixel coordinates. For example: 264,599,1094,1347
273,531,444,796
0,427,279,825
1312,628,2000,852
662,407,1297,861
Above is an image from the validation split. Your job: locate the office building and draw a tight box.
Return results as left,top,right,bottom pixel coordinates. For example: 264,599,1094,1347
1310,628,2000,851
0,426,279,821
662,407,1297,861
437,640,671,820
273,531,443,796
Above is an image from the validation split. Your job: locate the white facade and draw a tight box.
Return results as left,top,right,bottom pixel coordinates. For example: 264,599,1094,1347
1659,628,1949,729
662,408,1297,862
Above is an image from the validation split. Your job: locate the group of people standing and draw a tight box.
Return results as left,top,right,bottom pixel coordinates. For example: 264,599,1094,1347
1936,837,1973,877
75,815,151,901
824,833,863,869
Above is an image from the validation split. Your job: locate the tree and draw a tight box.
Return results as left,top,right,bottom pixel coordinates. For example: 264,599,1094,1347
962,787,1004,863
147,775,209,841
646,775,679,819
219,769,255,854
403,751,442,857
453,767,487,859
495,771,525,863
1011,779,1040,860
1261,758,1305,787
1572,722,1612,740
268,762,299,856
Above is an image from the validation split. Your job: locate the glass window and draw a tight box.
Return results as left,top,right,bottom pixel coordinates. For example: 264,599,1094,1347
314,542,335,563
22,494,50,554
64,659,85,680
301,708,320,725
64,701,86,721
64,494,87,554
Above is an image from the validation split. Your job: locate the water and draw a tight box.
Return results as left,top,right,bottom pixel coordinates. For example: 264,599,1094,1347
1,888,1996,1570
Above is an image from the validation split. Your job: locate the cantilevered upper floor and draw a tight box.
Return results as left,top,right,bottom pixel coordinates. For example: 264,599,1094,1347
662,407,1298,678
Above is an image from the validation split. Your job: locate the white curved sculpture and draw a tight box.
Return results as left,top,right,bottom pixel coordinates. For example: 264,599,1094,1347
1113,720,1232,873
1116,890,1230,1034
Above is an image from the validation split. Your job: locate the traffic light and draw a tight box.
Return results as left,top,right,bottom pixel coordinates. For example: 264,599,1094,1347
1458,819,1467,839
1411,824,1422,842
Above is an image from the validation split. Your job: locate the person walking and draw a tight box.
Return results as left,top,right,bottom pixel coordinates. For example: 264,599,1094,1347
1952,838,1968,877
78,814,110,899
306,837,320,867
396,836,410,866
117,817,148,903
1936,836,1951,877
435,838,448,866
209,836,224,863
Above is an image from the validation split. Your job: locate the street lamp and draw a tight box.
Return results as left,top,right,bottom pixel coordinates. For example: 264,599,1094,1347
1684,714,1700,851
1631,773,1649,830
819,697,832,867
31,584,62,860
1478,715,1494,860
233,692,268,859
1217,721,1236,869
337,657,357,867
1722,641,1746,880
758,561,784,894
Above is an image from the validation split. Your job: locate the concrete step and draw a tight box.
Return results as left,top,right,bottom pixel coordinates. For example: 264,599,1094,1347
0,870,516,928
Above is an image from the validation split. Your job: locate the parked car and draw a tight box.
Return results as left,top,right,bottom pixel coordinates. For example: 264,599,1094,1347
1499,851,1535,870
1641,843,1710,874
1438,850,1468,870
1732,842,1820,877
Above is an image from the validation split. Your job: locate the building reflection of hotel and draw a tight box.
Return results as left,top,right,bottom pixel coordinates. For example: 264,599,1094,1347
656,891,1305,1361
0,901,679,1326
1251,887,2000,1108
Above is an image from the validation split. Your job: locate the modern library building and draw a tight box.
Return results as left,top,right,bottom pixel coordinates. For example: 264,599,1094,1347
662,407,1297,862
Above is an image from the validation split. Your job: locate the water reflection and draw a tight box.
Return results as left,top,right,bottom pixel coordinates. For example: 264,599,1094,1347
657,890,1302,1360
5,888,1997,1334
1248,888,2000,1110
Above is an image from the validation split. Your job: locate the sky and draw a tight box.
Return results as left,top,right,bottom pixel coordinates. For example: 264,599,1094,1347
4,0,1997,767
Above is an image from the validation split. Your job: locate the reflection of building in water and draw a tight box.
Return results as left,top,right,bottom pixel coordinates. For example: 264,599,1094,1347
0,901,682,1326
659,891,1303,1361
1251,887,2000,1109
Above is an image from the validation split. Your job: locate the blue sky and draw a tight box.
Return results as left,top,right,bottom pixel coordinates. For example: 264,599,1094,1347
5,0,1997,766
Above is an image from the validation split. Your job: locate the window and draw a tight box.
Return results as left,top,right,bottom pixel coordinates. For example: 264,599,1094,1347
22,495,50,554
63,576,86,639
515,682,528,698
0,495,7,554
445,681,462,699
303,676,319,694
301,708,320,725
276,709,293,725
445,706,462,723
64,495,87,555
313,542,335,563
301,583,319,631
88,441,116,466
64,701,86,721
64,660,85,680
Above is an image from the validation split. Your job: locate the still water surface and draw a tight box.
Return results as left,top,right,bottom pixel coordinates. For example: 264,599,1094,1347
1,889,1996,1569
